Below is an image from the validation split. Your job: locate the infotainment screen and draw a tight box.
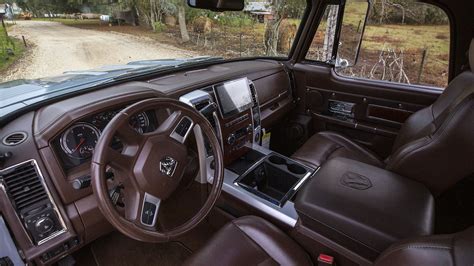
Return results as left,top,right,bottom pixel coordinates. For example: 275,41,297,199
214,78,253,118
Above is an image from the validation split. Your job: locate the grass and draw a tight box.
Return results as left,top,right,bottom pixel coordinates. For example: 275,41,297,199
0,26,25,73
362,24,450,58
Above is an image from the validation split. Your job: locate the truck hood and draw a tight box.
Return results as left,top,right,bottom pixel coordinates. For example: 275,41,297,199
0,57,221,119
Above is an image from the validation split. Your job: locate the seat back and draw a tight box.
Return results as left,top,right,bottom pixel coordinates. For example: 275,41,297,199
386,39,474,195
375,226,474,266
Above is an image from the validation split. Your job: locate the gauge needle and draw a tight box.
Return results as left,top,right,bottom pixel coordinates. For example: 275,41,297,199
72,138,85,153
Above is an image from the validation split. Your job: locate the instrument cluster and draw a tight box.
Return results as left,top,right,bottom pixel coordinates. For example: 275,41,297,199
53,107,157,170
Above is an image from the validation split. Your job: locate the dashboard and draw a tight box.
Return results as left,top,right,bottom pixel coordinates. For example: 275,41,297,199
0,60,293,265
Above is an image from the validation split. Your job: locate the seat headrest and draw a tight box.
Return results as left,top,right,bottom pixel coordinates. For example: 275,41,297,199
470,38,474,73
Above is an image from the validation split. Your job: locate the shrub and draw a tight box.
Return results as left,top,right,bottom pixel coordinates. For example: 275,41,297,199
216,13,254,28
153,21,166,33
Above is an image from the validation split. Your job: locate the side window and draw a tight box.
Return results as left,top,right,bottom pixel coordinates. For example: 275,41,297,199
336,0,450,88
306,0,450,88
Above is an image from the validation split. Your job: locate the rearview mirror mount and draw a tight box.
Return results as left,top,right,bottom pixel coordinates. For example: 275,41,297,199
187,0,245,12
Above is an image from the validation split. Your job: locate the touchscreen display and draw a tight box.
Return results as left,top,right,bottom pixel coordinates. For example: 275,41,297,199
215,78,253,118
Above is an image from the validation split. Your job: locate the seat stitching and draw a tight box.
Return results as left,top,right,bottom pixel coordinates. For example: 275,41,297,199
388,97,472,171
377,245,452,262
324,144,343,161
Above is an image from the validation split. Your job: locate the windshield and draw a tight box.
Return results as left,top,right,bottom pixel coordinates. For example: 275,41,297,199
0,0,306,84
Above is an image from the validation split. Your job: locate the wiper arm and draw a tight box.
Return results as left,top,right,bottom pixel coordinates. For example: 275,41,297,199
175,56,224,67
112,65,176,81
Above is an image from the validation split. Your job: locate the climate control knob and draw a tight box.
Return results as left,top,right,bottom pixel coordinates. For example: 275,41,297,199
227,133,236,145
35,217,55,234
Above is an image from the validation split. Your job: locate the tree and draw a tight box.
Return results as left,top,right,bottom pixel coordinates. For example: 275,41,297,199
323,5,338,61
176,0,190,43
264,0,306,56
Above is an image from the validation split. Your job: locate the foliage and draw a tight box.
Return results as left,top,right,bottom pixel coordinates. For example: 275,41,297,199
369,0,449,25
0,26,24,72
153,21,166,32
16,0,80,16
215,13,254,28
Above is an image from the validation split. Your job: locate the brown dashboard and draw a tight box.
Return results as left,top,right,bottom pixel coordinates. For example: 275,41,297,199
0,59,293,265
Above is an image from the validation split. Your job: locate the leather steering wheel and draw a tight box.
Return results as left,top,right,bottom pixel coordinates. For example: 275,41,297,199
91,98,224,242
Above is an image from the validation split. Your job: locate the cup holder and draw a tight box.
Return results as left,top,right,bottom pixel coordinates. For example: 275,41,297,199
268,154,308,176
268,155,286,165
287,164,306,175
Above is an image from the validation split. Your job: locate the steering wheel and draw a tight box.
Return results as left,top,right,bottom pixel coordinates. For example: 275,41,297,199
91,98,224,242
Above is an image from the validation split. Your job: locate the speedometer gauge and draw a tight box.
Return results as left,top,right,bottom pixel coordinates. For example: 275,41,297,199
60,123,100,160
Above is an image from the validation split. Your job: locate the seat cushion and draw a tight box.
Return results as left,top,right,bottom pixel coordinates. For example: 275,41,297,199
183,216,312,266
375,226,474,266
292,131,384,168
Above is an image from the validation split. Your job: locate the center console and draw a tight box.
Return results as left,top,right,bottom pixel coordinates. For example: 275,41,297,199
235,154,312,207
181,78,435,263
180,77,316,227
294,157,435,260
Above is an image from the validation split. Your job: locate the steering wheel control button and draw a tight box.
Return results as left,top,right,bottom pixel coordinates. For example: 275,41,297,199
141,193,161,227
159,156,178,177
141,202,157,226
171,116,194,143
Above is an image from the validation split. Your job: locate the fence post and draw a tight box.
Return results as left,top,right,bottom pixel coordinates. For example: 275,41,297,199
239,32,242,57
1,17,7,37
417,49,428,83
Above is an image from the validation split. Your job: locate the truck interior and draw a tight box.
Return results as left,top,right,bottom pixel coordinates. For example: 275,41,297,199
0,0,473,265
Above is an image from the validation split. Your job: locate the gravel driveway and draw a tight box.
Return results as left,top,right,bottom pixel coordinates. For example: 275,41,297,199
1,20,197,82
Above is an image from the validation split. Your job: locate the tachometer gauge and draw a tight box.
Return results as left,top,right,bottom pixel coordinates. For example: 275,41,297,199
129,112,150,133
60,123,101,160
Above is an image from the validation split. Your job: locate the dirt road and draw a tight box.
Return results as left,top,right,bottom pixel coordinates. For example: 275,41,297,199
1,20,197,82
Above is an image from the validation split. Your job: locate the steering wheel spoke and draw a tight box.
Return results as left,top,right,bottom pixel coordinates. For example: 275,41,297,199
116,119,146,146
156,110,194,143
106,147,135,177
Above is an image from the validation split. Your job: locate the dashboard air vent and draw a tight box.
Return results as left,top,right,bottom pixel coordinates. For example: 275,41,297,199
1,161,48,212
2,132,27,146
249,83,259,107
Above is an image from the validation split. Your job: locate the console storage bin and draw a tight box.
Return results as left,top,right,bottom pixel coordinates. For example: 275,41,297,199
294,158,434,260
235,154,313,206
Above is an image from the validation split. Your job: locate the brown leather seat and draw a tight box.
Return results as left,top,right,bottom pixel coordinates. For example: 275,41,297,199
292,39,474,195
186,216,474,266
183,216,312,266
375,226,474,266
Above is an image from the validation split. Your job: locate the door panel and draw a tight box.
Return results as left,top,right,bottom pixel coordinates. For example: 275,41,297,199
290,63,441,157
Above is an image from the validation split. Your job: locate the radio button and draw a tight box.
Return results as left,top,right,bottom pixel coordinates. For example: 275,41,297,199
227,134,236,145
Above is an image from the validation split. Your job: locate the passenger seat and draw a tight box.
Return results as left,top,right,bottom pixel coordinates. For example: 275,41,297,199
292,38,474,195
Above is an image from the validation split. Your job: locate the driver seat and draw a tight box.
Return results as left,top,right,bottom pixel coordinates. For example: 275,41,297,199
184,216,474,266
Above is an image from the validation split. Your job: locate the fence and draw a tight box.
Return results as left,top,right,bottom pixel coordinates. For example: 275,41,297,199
308,43,449,88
